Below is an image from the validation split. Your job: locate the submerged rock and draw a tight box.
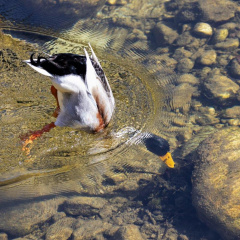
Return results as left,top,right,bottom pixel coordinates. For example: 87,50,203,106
198,50,217,66
113,225,144,240
212,28,228,43
177,58,194,73
215,38,239,51
62,196,107,216
73,219,112,240
0,233,8,240
198,0,236,22
171,83,197,112
193,23,213,37
229,58,240,78
203,72,239,104
45,217,76,240
177,74,199,86
153,22,178,45
0,199,63,237
192,127,240,240
222,106,240,119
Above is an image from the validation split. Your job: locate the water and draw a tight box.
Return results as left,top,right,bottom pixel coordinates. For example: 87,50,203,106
0,0,234,239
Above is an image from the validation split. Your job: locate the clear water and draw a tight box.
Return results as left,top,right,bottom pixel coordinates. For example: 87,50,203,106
0,0,217,238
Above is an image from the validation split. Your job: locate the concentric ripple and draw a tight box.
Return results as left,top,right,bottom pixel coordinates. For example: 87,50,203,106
0,6,181,202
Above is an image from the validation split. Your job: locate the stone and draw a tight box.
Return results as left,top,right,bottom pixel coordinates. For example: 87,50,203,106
198,50,217,65
229,58,240,78
223,106,240,119
175,2,202,23
192,127,240,240
73,219,112,240
203,73,239,103
107,0,117,5
45,217,76,240
62,196,107,216
0,233,8,240
52,212,66,222
153,22,178,45
212,28,228,43
177,74,199,86
215,38,239,51
0,199,63,237
162,228,178,240
198,0,236,22
172,83,197,112
177,58,194,73
173,48,192,60
193,23,213,37
178,234,189,240
113,225,144,240
176,32,195,47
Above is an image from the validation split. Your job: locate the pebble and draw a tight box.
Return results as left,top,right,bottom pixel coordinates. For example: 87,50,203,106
113,225,144,240
198,0,236,22
107,0,117,5
73,219,112,240
45,217,76,240
198,50,217,65
0,233,8,240
173,48,192,60
227,119,240,126
212,28,228,43
215,38,239,51
154,22,178,45
229,58,240,77
172,83,197,112
178,234,189,240
203,74,239,102
223,106,240,119
177,58,194,73
63,196,107,216
177,74,199,86
193,23,213,37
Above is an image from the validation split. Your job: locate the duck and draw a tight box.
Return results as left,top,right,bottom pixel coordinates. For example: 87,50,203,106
142,132,175,168
22,45,174,168
25,43,115,132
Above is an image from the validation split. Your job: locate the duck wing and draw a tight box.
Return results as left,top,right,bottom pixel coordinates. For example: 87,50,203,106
24,53,87,78
84,46,115,124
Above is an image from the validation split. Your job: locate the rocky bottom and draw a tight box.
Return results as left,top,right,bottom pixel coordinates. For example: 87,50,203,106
0,162,220,240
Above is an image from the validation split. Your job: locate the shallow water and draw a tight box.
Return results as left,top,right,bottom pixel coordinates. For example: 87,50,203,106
0,0,235,239
0,1,180,203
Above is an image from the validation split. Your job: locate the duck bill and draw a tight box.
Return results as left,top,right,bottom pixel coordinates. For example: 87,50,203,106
159,152,175,168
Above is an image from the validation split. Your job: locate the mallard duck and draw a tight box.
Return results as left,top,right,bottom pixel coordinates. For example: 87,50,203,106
23,45,174,168
25,44,115,132
21,44,114,154
142,133,175,168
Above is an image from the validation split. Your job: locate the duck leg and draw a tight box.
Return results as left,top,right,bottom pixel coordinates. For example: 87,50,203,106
20,86,59,155
51,85,60,118
21,122,56,155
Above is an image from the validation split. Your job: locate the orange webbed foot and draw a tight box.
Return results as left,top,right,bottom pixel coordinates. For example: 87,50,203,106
20,122,56,156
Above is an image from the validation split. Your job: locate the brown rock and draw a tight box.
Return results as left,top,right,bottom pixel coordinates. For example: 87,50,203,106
203,73,239,103
0,233,8,240
192,127,240,240
73,219,112,240
113,225,144,240
63,196,107,216
223,106,240,119
198,0,236,22
45,217,76,240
